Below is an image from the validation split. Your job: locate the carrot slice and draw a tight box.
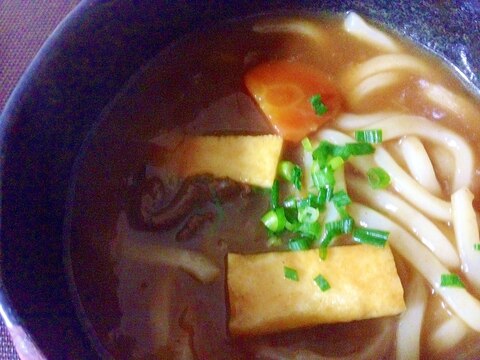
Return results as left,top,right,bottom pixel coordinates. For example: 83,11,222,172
244,61,342,142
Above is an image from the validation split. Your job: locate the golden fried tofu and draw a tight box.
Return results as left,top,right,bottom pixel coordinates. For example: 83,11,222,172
167,135,283,188
227,245,405,336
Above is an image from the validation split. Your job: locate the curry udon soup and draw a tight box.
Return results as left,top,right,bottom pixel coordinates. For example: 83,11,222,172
67,12,480,359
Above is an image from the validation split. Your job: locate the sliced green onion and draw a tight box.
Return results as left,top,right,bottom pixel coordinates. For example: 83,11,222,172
310,94,328,116
344,142,375,156
279,161,303,190
355,129,383,144
474,243,480,251
270,179,280,209
328,156,344,171
284,266,299,281
288,237,312,251
267,236,282,247
302,137,313,152
297,221,321,239
367,167,391,189
312,164,335,189
321,218,354,247
326,217,354,234
440,273,465,288
319,246,328,260
353,227,389,247
314,274,331,291
261,207,286,233
298,206,320,223
312,141,334,164
283,195,297,209
332,190,351,208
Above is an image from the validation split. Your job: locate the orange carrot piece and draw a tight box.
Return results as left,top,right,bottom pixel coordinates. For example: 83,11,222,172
244,61,342,142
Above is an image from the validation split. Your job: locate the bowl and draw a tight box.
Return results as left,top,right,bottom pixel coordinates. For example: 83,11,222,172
0,0,479,358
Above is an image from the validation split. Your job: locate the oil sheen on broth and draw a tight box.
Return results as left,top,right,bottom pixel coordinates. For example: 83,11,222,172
67,12,480,360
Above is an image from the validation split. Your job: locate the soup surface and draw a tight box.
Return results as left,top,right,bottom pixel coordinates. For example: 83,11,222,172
67,13,480,359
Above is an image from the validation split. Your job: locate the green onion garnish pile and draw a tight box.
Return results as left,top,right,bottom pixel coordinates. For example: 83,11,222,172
261,129,391,259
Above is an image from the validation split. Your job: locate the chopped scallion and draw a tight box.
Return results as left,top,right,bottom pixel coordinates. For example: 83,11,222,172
298,206,320,223
328,156,344,171
288,237,312,251
312,164,335,189
344,142,375,156
270,179,280,209
321,218,354,247
332,190,351,208
302,137,313,152
261,207,286,233
352,227,389,247
355,129,383,144
367,167,391,189
314,274,331,291
474,243,480,251
267,236,282,247
297,220,321,239
279,161,303,190
310,94,328,116
440,273,465,288
284,266,299,281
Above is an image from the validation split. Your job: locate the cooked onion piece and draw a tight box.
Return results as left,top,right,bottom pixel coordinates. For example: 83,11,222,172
398,136,442,196
430,315,469,354
348,177,459,269
123,243,220,284
356,114,473,191
396,274,428,360
452,187,480,291
253,17,325,43
343,54,430,89
344,12,400,52
374,147,451,221
349,203,480,332
348,72,401,107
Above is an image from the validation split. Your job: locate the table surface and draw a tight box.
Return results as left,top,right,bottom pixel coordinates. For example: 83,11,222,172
0,1,81,358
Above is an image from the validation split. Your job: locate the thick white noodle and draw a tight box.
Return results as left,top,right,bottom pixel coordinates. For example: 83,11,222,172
352,114,473,191
347,176,459,269
344,54,430,89
374,147,451,221
430,315,469,354
396,274,428,360
123,242,220,283
451,187,480,291
349,203,480,332
336,112,398,130
398,136,442,196
428,144,454,190
349,72,400,106
422,81,478,120
344,12,400,52
253,18,324,43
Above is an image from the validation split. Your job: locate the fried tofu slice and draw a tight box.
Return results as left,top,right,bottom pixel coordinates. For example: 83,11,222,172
227,245,405,336
166,135,283,188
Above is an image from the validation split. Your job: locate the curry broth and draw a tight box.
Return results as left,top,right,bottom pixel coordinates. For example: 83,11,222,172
67,14,480,359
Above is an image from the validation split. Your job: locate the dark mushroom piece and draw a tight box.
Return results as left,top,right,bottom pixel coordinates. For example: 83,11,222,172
131,174,251,235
